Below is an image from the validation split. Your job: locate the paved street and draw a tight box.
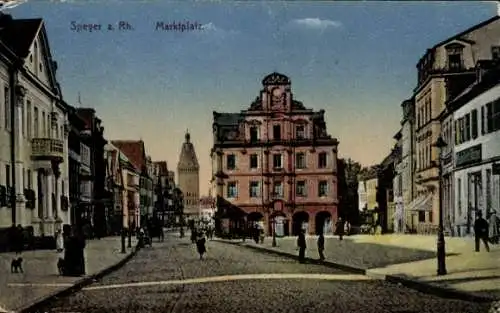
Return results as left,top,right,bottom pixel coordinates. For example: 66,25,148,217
36,233,491,313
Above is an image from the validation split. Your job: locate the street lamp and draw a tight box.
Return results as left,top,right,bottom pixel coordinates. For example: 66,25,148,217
433,136,447,276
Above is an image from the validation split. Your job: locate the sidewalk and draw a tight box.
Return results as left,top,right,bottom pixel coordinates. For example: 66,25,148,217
215,234,500,301
0,236,137,313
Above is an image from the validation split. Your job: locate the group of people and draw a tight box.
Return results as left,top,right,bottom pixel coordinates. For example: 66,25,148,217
474,210,499,252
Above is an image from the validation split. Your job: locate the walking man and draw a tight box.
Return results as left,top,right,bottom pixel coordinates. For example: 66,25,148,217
297,228,307,263
474,210,490,252
317,233,325,261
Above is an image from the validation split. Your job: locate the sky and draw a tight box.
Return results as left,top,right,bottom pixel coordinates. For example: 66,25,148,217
7,0,499,195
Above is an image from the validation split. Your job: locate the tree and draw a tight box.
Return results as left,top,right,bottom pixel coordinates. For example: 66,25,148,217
337,158,362,225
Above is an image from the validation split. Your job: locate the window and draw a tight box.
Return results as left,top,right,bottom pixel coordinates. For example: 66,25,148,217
273,125,281,140
4,86,10,130
250,126,259,142
447,47,463,70
318,152,327,168
249,154,258,169
487,101,493,133
273,182,283,197
227,182,237,198
34,107,39,137
454,120,459,145
492,46,500,60
296,181,306,196
42,111,46,137
295,152,305,169
471,109,478,139
418,211,425,222
249,181,259,197
486,169,492,212
465,114,471,141
47,114,50,137
295,125,305,139
21,101,24,136
493,99,500,132
226,154,236,170
27,169,31,189
6,165,10,186
457,178,462,217
318,180,328,197
481,106,485,135
273,154,282,169
26,101,32,138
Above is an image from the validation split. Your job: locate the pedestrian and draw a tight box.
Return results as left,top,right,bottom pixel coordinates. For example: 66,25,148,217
474,210,490,252
191,227,198,244
488,210,499,244
297,228,306,263
336,218,345,241
317,233,325,261
55,228,64,253
196,231,207,260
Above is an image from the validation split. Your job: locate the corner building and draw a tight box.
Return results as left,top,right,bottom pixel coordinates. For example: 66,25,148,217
211,73,339,236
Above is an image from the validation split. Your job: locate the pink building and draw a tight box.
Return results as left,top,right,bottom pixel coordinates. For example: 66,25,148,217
211,73,339,236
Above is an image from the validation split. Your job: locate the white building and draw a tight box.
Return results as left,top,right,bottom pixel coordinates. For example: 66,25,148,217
451,62,500,236
0,15,70,242
357,181,367,212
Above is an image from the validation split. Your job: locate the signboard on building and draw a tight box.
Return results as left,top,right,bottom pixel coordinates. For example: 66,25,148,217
455,144,482,168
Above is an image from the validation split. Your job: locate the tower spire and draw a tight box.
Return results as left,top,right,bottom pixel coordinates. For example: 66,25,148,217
185,129,190,142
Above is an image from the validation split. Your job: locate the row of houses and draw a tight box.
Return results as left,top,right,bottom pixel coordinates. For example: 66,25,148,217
359,14,500,235
0,13,176,250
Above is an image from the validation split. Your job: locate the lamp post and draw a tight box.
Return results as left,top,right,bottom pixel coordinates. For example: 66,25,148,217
272,216,277,247
433,136,447,276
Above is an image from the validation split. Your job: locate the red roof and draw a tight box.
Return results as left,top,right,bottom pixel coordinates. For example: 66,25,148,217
111,140,146,172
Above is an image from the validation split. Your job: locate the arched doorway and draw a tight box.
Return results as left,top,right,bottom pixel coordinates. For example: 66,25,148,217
315,211,333,235
247,212,264,230
292,211,309,236
269,211,288,237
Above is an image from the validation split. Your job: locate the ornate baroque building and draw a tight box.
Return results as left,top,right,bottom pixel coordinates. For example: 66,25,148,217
177,131,200,220
211,72,339,236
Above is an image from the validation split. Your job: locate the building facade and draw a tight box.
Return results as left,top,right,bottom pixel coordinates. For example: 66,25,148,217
153,161,172,224
451,62,500,236
177,131,200,220
211,72,339,236
199,195,216,222
67,105,92,231
105,142,140,230
0,15,70,249
111,140,147,228
412,16,500,234
76,108,108,237
139,155,154,222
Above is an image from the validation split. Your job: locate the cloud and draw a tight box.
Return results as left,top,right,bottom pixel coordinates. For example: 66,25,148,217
0,0,28,10
199,22,239,38
292,18,343,30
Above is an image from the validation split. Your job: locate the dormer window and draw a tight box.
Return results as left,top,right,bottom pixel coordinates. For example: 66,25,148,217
249,126,259,142
492,46,500,60
39,63,43,72
446,43,464,71
296,125,305,139
29,54,33,63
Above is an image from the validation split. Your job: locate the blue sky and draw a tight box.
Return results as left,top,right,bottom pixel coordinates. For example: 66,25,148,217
8,0,498,194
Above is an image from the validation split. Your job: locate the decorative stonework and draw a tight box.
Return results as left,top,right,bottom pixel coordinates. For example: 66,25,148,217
262,72,291,86
15,85,27,105
63,122,70,137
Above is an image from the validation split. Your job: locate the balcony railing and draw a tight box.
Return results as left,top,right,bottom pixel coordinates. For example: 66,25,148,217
31,138,64,162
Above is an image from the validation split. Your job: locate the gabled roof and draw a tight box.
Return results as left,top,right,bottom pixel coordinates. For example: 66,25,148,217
111,140,147,172
153,161,168,176
0,14,41,58
177,131,199,170
430,15,499,51
0,14,61,96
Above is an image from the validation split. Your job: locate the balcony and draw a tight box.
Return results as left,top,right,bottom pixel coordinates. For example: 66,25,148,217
31,138,64,162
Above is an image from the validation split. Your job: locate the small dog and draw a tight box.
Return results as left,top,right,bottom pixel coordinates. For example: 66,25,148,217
57,257,65,275
11,257,23,273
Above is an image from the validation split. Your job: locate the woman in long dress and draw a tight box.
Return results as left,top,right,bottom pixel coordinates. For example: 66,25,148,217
196,232,207,260
56,229,64,253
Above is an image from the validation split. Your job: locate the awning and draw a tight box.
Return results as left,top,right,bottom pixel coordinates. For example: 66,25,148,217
408,194,433,212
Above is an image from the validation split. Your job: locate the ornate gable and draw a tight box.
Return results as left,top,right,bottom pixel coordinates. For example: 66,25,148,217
30,22,61,95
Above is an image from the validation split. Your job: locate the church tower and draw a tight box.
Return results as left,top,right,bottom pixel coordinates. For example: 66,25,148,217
177,130,200,219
